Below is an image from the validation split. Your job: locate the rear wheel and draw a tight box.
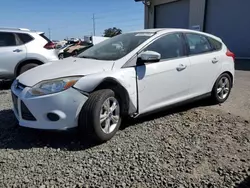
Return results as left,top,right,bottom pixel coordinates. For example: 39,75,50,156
78,89,122,142
72,50,78,57
211,73,232,104
18,63,39,76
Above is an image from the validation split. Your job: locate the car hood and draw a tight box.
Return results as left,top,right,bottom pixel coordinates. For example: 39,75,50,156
18,57,114,87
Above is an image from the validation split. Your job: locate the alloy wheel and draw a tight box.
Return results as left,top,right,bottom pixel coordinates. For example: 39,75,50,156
59,54,64,59
100,97,120,134
217,76,230,100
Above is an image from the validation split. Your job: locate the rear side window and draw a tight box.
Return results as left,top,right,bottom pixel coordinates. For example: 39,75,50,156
0,32,17,47
18,33,33,44
39,33,51,42
185,33,213,55
207,37,222,51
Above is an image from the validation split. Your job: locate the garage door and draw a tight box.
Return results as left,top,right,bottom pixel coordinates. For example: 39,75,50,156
205,0,250,58
154,0,190,29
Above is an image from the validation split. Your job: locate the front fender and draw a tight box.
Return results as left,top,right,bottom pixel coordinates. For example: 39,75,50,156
74,68,138,112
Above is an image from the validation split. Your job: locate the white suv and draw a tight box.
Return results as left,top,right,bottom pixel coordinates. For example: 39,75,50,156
0,28,58,80
11,28,235,142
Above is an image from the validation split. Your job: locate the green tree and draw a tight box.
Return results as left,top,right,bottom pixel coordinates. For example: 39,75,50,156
103,27,122,37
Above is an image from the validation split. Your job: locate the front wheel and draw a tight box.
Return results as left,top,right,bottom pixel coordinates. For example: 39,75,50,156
58,53,64,59
211,73,232,104
78,89,122,142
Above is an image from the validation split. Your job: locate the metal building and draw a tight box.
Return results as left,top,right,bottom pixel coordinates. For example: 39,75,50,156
142,0,250,59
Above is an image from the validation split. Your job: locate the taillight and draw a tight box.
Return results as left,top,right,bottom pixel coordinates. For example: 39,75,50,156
226,49,235,61
44,42,55,49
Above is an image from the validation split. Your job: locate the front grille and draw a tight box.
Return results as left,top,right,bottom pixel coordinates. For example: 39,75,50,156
13,80,26,92
21,101,36,121
16,82,26,90
11,92,18,114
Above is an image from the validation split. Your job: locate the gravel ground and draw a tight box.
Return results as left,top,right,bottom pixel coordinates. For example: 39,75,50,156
0,88,250,188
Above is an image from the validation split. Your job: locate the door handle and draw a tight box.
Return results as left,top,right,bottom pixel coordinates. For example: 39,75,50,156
13,49,22,53
212,58,219,64
176,64,187,71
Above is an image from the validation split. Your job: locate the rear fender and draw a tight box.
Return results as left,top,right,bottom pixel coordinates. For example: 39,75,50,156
212,57,235,90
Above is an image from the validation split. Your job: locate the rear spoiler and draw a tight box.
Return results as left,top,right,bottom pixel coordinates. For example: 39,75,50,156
36,32,44,35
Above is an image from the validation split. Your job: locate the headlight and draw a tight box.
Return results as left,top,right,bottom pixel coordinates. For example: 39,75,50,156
28,77,81,96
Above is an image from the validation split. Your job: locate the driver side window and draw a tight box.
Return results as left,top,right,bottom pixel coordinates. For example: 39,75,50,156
144,33,185,60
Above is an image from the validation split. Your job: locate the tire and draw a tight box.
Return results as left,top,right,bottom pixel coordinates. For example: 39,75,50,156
78,89,122,142
58,53,64,59
18,63,39,76
72,50,78,56
211,73,232,104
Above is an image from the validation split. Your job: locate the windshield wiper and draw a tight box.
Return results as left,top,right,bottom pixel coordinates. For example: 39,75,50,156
80,56,99,60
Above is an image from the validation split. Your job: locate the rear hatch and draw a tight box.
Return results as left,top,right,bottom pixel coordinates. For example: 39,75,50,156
39,32,56,49
36,32,58,61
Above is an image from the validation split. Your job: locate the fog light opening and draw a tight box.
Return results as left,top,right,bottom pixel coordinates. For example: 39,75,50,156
47,113,60,122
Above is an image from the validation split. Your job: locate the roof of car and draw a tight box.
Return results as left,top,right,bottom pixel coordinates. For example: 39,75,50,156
129,28,205,35
130,28,222,41
131,28,165,33
133,28,204,33
0,27,43,34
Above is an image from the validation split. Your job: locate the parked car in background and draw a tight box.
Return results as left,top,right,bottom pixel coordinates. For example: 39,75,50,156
54,40,68,49
63,40,92,58
62,36,110,58
84,36,110,45
51,40,59,44
0,27,58,80
56,43,74,59
68,38,79,43
55,44,63,49
11,28,235,142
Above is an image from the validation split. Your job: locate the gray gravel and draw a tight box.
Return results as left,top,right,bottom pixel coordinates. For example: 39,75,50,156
0,87,250,188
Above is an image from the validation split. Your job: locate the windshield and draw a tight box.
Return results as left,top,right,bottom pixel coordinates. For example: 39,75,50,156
59,44,72,50
77,32,155,60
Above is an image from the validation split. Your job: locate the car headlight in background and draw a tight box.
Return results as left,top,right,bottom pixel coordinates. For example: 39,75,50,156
28,77,82,96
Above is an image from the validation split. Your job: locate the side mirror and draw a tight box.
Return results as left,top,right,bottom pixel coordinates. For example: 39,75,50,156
137,51,161,65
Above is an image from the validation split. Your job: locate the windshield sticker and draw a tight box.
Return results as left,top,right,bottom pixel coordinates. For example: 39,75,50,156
135,33,154,37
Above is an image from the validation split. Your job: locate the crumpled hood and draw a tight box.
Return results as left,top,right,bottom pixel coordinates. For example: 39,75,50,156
18,57,114,86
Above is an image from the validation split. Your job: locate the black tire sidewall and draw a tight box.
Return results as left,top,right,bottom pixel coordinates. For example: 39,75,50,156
19,63,38,75
212,73,232,103
58,53,64,59
79,89,122,142
72,50,78,56
95,90,121,141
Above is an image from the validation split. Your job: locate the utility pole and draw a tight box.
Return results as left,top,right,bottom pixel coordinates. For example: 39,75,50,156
92,14,96,36
48,28,51,39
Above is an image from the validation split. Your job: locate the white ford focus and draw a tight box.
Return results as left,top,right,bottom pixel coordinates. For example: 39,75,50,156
11,28,235,141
